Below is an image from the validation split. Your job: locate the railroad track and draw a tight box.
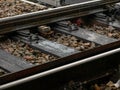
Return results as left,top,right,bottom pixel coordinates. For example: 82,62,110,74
0,15,120,86
0,48,120,90
0,0,120,90
0,0,119,34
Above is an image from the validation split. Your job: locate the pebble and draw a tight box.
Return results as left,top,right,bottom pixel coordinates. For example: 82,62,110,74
0,0,47,18
40,31,96,51
63,80,120,90
0,39,57,65
85,24,120,39
94,84,101,90
0,68,6,76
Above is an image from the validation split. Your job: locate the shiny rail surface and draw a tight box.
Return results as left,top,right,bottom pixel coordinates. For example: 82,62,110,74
0,1,120,89
0,0,119,34
0,47,120,90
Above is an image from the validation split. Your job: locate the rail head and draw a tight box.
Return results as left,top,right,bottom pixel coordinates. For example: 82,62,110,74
0,0,119,34
0,47,120,90
0,0,119,22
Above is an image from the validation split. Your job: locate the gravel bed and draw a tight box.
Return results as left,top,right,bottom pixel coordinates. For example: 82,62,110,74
0,39,57,65
0,0,47,18
39,30,96,51
83,25,120,39
63,80,120,90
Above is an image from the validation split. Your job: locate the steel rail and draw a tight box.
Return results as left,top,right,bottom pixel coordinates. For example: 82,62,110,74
0,47,120,90
0,0,102,22
0,0,119,34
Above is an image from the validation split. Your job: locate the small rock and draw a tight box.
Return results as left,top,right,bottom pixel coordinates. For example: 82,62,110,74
75,47,81,50
24,55,34,61
108,33,113,37
94,84,101,90
107,81,115,87
80,46,85,50
84,43,91,46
